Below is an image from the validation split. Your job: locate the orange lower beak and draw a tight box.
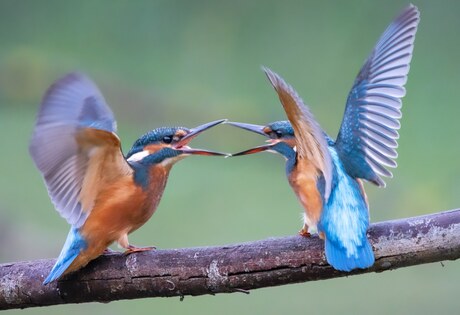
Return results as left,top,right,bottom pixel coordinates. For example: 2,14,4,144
174,119,228,156
231,143,275,156
180,147,229,156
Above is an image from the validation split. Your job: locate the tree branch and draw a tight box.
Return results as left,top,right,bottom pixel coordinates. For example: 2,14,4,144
1,209,460,310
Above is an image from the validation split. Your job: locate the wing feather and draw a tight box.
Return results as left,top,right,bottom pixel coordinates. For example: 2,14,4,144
335,5,419,186
263,67,333,201
29,73,132,228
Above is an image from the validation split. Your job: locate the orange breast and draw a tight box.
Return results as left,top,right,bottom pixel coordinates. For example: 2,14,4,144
288,159,323,225
66,165,170,274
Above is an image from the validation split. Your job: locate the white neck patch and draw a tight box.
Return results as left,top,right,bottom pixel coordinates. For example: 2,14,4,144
127,150,149,162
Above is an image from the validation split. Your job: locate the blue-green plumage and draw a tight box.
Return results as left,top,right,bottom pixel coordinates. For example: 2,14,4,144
126,127,190,159
78,96,116,131
272,142,296,176
126,127,196,189
319,147,374,271
30,71,227,284
230,4,419,272
248,122,375,271
43,227,88,285
264,122,297,175
126,124,228,189
130,148,182,189
267,121,294,137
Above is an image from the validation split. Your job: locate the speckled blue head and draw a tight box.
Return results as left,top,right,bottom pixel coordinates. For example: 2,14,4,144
228,120,296,154
126,126,190,159
265,121,295,140
126,120,228,188
260,121,296,162
227,120,294,140
126,119,228,166
229,120,297,174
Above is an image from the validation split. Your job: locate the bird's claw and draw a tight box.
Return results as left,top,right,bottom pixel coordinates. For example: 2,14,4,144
298,227,311,238
103,248,117,254
318,232,325,240
123,245,156,255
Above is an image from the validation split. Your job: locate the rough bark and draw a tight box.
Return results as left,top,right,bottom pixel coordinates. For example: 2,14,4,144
1,209,460,310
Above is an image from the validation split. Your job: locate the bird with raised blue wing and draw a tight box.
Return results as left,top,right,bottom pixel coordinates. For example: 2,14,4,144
29,73,228,284
228,5,420,271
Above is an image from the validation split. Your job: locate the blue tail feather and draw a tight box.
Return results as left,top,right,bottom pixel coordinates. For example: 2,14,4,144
43,227,87,285
324,237,374,272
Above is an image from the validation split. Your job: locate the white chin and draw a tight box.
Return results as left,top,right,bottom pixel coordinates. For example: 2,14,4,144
160,154,186,166
127,150,149,162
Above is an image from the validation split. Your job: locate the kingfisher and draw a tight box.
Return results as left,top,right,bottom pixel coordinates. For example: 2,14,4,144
229,5,419,271
29,72,228,284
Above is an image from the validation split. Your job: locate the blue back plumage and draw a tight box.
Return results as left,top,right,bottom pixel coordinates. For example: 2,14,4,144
324,235,374,272
43,227,87,284
318,148,374,271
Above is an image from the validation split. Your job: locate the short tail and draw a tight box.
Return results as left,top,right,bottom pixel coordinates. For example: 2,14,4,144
324,237,374,272
43,227,87,285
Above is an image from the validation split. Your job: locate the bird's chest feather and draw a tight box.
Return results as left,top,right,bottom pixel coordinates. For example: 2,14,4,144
288,159,323,225
80,166,170,243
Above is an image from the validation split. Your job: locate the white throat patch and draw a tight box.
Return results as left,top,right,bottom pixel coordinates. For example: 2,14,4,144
127,150,149,162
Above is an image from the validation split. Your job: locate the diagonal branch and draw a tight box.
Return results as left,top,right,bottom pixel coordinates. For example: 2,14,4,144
1,209,460,310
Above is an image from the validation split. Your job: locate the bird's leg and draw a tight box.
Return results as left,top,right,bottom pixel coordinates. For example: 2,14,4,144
118,233,155,255
298,225,311,237
299,213,311,237
356,179,369,208
124,244,156,255
103,248,116,254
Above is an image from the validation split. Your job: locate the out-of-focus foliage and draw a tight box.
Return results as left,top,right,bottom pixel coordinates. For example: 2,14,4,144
0,1,459,314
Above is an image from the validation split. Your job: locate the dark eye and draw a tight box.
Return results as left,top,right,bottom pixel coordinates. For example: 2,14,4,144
275,130,283,138
163,136,172,144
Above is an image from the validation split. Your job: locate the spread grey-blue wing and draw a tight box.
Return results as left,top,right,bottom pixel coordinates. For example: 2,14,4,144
334,5,420,187
29,73,131,228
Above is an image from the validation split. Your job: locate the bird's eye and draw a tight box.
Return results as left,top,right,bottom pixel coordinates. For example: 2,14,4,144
163,136,172,144
275,130,283,138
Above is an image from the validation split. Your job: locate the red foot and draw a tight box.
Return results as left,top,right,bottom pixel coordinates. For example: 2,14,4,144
298,228,311,238
123,245,156,255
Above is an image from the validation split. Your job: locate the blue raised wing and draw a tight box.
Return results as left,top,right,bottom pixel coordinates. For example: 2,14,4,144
334,5,420,187
29,73,132,228
263,67,333,201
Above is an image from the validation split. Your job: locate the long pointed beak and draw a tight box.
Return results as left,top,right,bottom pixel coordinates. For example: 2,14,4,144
226,122,268,137
175,119,229,157
180,148,229,156
177,119,227,147
232,143,275,156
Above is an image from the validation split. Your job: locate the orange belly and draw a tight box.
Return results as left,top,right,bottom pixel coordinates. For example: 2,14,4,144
288,159,323,227
65,166,169,275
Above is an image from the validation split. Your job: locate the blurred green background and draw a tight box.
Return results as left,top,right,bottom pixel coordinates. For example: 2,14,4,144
1,0,459,314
